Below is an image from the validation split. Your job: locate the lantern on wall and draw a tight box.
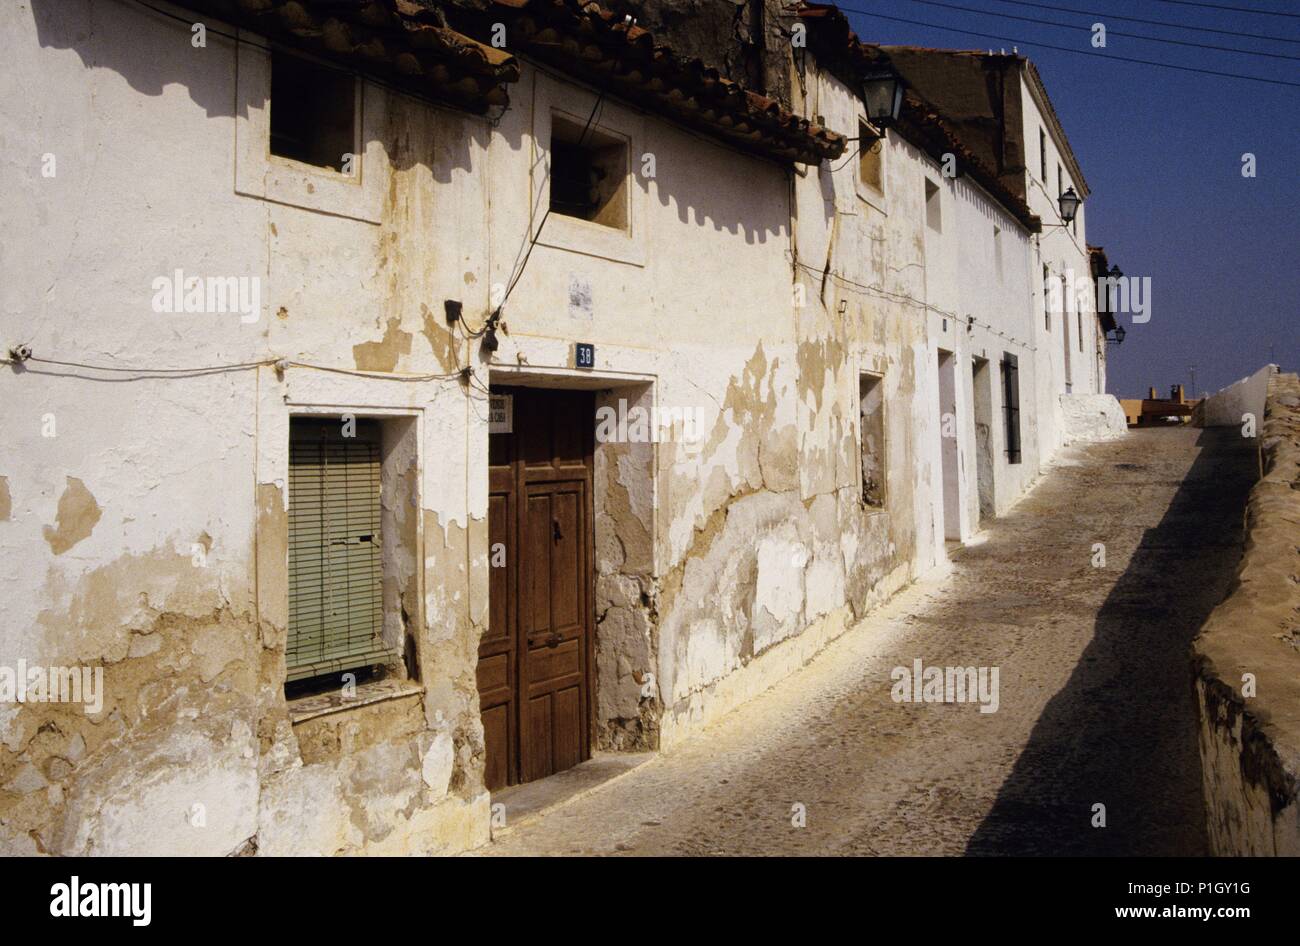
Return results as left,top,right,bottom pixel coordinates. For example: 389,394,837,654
1058,186,1082,224
861,68,904,128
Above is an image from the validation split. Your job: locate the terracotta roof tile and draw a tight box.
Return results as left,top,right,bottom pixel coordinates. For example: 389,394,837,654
468,0,845,163
181,0,520,112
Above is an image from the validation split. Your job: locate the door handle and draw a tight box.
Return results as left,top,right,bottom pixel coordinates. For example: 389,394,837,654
546,632,562,649
552,519,563,543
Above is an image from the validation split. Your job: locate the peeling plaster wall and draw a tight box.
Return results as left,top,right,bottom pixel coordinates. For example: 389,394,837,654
3,2,1081,854
1,3,490,855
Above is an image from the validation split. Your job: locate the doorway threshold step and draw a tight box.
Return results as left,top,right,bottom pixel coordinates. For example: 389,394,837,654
488,752,655,840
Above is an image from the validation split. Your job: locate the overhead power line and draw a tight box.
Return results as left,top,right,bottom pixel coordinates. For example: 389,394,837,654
901,0,1300,60
836,3,1300,87
984,0,1300,45
1154,0,1300,19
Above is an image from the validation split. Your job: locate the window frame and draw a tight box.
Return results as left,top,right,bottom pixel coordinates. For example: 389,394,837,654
531,77,647,268
235,43,387,224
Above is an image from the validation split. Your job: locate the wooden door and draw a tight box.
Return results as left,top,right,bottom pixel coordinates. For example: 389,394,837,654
478,387,594,790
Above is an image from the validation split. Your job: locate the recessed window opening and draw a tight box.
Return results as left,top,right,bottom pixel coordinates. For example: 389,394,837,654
1039,127,1047,182
858,121,884,192
270,52,357,173
1000,354,1022,465
549,113,629,229
1043,264,1052,331
925,178,941,232
859,373,887,508
286,415,419,698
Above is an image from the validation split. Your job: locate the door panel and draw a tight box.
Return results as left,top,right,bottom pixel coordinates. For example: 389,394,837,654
525,492,553,636
519,479,589,782
477,387,593,791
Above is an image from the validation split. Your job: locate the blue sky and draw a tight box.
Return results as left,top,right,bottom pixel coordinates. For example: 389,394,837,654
838,0,1299,397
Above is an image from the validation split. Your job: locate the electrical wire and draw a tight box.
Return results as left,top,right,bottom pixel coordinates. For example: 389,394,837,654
15,355,274,375
490,90,609,323
899,0,1300,60
838,3,1300,86
974,0,1300,44
1154,0,1300,19
3,352,467,383
830,140,865,173
793,259,1043,352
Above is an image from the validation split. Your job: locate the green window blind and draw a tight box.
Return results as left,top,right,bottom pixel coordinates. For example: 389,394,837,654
287,418,393,682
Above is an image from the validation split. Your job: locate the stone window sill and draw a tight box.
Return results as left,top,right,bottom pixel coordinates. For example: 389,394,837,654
288,678,424,725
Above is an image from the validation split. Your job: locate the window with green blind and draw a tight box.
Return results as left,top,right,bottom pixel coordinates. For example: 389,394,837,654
287,417,394,683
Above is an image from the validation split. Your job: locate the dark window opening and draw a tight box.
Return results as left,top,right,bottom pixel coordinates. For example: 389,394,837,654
549,113,628,229
859,373,886,508
1039,127,1047,182
271,52,356,173
1001,353,1022,464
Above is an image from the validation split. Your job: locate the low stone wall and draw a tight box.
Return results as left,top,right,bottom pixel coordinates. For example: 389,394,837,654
1196,364,1278,429
1192,370,1300,855
1059,393,1128,443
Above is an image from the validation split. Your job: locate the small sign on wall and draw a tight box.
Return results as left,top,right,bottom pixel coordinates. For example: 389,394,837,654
575,342,595,369
489,394,512,433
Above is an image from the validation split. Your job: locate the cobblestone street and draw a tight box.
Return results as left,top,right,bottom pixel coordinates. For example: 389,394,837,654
480,427,1257,856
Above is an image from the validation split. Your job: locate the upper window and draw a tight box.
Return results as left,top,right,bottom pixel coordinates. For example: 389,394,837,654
858,122,884,193
1039,127,1047,182
270,52,357,173
549,113,629,230
924,178,941,232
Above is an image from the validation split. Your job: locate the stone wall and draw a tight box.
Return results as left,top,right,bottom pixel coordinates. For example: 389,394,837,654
1192,370,1300,855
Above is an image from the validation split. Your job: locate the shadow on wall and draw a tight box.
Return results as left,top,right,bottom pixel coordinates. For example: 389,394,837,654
965,427,1258,856
28,0,485,180
33,1,803,243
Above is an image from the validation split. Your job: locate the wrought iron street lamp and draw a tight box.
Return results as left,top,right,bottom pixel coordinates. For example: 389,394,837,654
861,68,904,129
1058,185,1081,224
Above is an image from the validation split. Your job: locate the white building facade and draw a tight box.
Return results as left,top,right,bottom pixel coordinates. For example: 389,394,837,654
0,0,1106,855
